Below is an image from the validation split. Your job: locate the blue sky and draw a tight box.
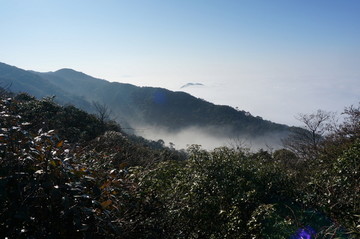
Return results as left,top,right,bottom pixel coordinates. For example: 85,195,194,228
1,0,359,125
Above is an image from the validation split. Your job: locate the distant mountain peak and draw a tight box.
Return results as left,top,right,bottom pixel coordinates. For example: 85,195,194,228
180,83,204,89
50,68,107,83
54,68,87,76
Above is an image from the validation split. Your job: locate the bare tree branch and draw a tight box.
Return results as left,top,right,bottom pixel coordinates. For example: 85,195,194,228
92,101,112,124
283,110,335,160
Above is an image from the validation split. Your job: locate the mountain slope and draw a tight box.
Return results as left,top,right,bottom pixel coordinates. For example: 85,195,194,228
0,62,290,148
0,63,92,109
39,68,288,135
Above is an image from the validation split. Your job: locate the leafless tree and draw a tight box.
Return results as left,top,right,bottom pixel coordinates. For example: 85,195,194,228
339,104,360,140
227,136,251,153
283,110,335,160
92,101,112,124
0,82,12,98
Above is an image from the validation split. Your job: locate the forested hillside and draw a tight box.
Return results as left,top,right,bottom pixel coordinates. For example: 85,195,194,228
0,62,289,146
0,89,359,238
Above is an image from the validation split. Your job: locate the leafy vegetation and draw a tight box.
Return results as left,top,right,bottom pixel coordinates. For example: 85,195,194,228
0,92,183,238
0,89,358,238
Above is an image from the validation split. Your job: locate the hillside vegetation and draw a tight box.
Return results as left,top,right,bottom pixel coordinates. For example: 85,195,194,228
0,88,359,238
0,62,289,144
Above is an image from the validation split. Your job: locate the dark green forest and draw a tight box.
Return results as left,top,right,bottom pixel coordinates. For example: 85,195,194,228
0,88,359,238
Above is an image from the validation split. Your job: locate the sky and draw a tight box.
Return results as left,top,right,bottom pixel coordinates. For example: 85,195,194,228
1,0,359,126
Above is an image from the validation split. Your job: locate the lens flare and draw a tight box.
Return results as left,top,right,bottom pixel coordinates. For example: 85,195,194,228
290,226,316,239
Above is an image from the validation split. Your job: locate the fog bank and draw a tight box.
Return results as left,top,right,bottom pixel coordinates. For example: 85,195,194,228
134,125,287,151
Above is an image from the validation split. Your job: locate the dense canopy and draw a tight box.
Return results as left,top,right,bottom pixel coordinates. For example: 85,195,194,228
0,90,359,238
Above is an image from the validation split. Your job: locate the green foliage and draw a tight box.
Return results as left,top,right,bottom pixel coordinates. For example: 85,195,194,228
0,94,185,238
0,90,358,238
304,140,360,237
0,97,98,237
283,104,360,238
11,95,119,143
122,146,305,238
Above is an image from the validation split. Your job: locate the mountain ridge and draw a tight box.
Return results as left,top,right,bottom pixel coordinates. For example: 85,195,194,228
0,61,289,148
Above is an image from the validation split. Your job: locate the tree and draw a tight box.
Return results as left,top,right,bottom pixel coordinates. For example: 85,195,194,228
0,82,13,98
92,101,112,129
318,103,360,159
283,110,334,160
337,104,360,140
303,139,360,237
283,105,360,237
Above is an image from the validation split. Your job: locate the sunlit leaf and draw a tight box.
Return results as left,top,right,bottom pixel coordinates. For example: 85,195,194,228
35,169,44,174
56,140,64,148
100,181,111,189
100,200,112,209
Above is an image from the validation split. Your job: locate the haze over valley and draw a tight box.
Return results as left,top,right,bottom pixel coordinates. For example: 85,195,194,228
0,62,290,150
1,1,360,238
